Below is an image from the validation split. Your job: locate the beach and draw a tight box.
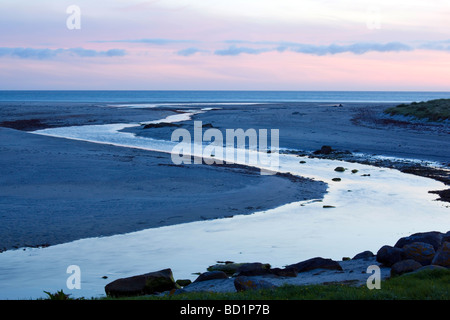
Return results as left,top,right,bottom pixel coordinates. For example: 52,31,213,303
0,99,449,299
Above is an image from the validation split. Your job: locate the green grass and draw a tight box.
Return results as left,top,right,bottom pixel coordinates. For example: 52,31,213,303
100,268,450,300
384,99,450,121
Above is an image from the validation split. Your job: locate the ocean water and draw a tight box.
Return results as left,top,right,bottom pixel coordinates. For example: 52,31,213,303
0,90,449,103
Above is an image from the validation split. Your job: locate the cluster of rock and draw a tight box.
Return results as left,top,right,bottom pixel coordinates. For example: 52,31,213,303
104,231,449,298
376,231,449,276
104,257,343,297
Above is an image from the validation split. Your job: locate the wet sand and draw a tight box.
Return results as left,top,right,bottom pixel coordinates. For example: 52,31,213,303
130,102,450,163
0,126,326,251
1,101,448,251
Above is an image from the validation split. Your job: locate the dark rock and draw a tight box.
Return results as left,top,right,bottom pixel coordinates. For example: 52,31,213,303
342,257,351,261
313,145,333,155
402,242,435,265
0,119,49,131
332,178,341,181
234,276,275,292
143,122,180,129
412,265,447,274
234,263,272,276
207,262,245,276
194,271,228,283
428,189,450,203
217,260,235,264
431,241,450,268
394,231,443,251
352,250,375,260
285,257,343,273
270,267,298,277
443,231,450,243
334,167,346,172
376,245,405,267
104,268,178,297
176,279,192,287
391,259,422,277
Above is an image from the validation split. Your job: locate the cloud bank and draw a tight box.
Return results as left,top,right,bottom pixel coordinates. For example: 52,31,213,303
176,47,208,56
0,47,126,60
212,41,413,57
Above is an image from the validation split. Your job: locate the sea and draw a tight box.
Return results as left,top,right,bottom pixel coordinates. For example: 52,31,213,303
0,90,449,104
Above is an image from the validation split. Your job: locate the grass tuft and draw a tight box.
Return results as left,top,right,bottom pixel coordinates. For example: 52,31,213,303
384,99,450,121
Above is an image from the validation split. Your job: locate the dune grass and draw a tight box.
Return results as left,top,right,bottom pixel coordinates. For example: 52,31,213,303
384,99,450,121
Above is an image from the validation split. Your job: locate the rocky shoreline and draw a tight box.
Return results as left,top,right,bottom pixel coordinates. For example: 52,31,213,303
103,230,450,298
284,145,450,204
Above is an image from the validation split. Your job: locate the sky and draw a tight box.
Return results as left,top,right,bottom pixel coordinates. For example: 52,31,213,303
0,0,449,90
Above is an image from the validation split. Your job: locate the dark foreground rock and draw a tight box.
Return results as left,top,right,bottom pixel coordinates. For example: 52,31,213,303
285,257,343,273
431,242,450,267
207,262,244,276
270,267,298,277
194,271,228,283
234,263,272,276
394,231,443,251
376,245,405,267
176,279,192,287
352,250,375,260
234,276,275,292
105,268,178,297
390,259,422,277
402,242,435,265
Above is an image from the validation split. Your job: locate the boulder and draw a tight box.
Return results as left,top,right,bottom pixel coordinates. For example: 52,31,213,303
270,267,298,277
443,231,450,243
234,263,272,276
402,242,435,265
207,262,244,276
104,268,178,297
376,245,405,267
285,257,343,273
143,122,180,129
394,231,443,251
431,241,450,268
313,145,333,155
176,279,192,287
412,265,448,274
352,250,375,260
391,259,422,277
194,271,228,283
234,276,275,292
